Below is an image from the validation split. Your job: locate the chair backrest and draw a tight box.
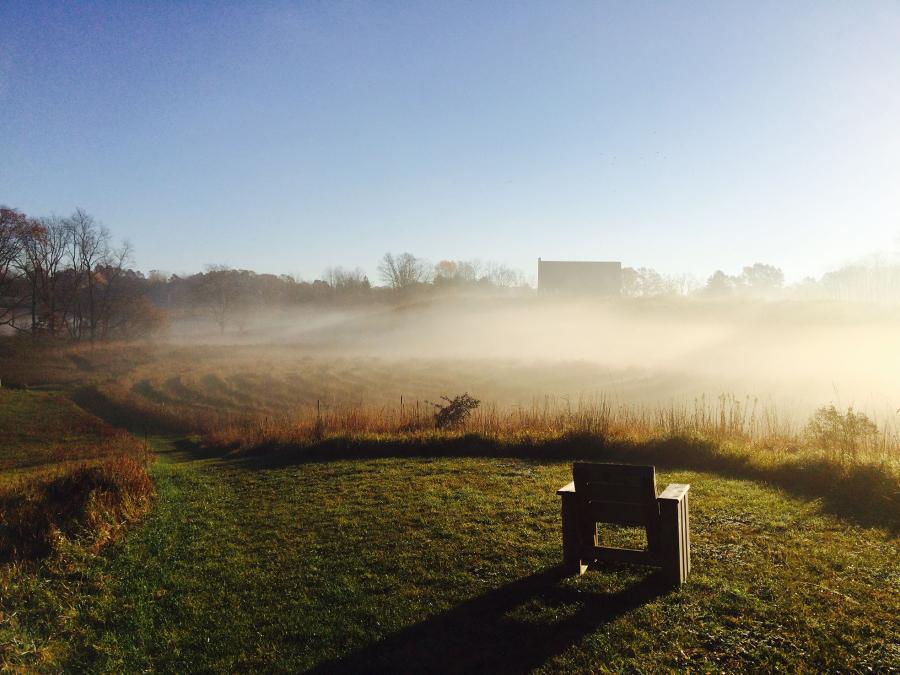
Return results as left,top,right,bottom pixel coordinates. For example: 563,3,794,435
572,462,658,528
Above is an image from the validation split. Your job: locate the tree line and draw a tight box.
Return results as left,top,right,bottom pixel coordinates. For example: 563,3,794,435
626,261,900,304
0,207,530,339
623,263,786,298
4,204,900,340
0,207,164,340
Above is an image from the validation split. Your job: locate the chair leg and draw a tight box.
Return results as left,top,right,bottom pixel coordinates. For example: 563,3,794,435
560,493,588,575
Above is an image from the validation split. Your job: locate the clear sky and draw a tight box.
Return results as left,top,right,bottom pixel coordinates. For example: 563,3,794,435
2,1,899,283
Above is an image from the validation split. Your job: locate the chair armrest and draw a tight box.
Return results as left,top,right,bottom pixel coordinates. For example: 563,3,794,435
557,481,576,496
657,483,691,585
657,483,690,502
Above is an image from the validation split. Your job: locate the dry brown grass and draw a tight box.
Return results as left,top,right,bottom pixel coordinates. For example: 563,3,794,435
206,393,900,465
0,389,154,563
5,340,898,465
0,454,153,562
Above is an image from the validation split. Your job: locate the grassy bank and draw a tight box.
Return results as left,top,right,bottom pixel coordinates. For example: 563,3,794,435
203,431,900,534
0,389,153,670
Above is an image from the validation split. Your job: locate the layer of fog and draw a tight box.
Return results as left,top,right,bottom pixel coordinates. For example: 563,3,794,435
169,295,900,420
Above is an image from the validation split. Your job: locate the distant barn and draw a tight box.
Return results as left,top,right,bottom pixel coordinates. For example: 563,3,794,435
537,259,623,295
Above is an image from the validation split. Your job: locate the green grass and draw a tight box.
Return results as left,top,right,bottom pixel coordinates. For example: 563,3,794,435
39,440,899,672
0,389,110,480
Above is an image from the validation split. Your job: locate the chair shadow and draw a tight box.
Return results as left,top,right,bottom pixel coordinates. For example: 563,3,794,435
306,565,668,674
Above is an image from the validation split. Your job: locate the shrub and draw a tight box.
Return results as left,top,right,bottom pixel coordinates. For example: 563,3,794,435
429,393,480,429
805,405,880,461
0,455,153,561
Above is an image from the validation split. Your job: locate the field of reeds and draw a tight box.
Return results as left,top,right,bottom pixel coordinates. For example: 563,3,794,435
204,392,898,461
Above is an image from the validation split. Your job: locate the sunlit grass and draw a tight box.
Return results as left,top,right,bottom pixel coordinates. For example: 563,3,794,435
60,451,900,672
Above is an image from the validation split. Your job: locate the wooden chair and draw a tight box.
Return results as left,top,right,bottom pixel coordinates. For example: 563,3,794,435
557,462,691,586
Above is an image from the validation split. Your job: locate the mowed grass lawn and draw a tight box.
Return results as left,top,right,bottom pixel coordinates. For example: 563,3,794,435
59,441,898,672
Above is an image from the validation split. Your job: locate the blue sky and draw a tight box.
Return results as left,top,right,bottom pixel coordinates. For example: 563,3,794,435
2,1,899,283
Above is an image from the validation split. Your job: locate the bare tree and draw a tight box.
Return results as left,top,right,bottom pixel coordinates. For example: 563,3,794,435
200,264,237,334
814,261,900,304
18,216,70,335
378,252,432,289
483,261,524,287
0,207,27,326
16,218,46,335
623,267,666,296
65,209,111,341
2,205,165,342
433,259,482,285
94,241,134,339
324,266,370,291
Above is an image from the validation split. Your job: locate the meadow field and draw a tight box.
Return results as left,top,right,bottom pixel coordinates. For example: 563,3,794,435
1,300,899,672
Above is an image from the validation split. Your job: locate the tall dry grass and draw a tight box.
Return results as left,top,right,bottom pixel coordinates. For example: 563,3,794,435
207,393,900,466
0,389,155,563
0,454,154,562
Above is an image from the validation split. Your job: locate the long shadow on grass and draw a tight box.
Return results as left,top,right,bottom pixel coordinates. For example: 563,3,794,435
225,434,899,533
70,386,191,436
308,565,665,674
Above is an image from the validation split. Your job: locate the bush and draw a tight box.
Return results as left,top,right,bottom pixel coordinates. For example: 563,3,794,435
805,405,880,461
429,393,480,429
0,455,153,561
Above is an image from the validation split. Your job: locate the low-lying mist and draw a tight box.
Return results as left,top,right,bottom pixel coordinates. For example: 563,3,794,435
166,294,900,422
